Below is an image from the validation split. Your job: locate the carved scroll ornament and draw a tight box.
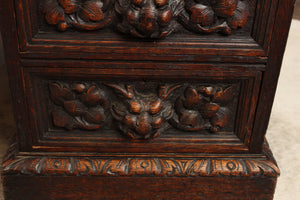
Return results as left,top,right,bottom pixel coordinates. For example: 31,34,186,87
49,82,238,139
42,0,250,38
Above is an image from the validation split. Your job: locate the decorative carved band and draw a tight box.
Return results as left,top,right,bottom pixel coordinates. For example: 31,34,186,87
2,156,279,177
49,82,238,139
42,0,250,38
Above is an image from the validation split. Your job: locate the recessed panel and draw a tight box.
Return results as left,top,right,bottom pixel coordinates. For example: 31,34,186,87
22,64,262,153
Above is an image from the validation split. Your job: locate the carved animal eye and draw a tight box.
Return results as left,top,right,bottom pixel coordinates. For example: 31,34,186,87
129,100,142,114
149,99,162,115
152,117,163,129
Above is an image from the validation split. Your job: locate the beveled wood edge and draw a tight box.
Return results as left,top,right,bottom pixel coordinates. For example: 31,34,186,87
1,142,280,178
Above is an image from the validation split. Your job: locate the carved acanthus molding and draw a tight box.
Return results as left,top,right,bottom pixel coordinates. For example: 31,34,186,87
42,0,250,38
48,82,238,139
2,156,280,177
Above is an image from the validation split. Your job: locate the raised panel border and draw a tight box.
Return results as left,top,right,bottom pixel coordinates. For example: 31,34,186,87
11,0,279,62
20,62,262,154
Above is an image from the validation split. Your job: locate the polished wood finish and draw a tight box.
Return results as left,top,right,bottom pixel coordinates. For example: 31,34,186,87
0,0,295,199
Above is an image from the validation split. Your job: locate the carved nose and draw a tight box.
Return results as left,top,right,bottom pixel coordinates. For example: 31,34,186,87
136,113,152,136
140,9,156,33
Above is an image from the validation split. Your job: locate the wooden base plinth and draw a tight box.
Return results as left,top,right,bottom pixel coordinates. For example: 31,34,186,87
3,176,277,200
1,143,280,200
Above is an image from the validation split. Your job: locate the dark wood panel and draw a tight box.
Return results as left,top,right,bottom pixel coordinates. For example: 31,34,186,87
250,0,296,153
11,0,274,62
18,65,261,153
3,176,277,200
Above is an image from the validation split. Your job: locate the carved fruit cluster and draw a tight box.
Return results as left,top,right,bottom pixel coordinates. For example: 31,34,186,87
49,82,237,139
170,86,235,132
181,0,250,34
42,0,113,31
42,0,250,38
49,82,109,130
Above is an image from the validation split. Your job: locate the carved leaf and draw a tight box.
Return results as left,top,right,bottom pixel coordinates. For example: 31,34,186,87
212,0,238,17
158,85,181,100
72,83,86,93
179,110,202,127
160,10,173,25
52,109,75,130
200,86,214,96
58,0,78,14
227,1,250,29
211,107,231,128
213,86,235,104
84,107,106,124
169,0,184,17
149,99,162,115
44,4,65,25
106,84,134,99
189,4,215,26
183,87,201,109
79,0,104,22
49,83,75,105
201,103,220,118
64,100,87,116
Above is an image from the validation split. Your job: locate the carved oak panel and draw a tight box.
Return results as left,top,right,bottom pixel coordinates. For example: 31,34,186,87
22,65,261,153
48,81,238,139
41,0,250,38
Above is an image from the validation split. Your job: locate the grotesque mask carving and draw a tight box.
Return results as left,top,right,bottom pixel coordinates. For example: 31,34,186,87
115,0,184,38
108,84,181,139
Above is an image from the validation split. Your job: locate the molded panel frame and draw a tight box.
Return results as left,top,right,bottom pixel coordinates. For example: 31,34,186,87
21,62,262,154
12,0,279,63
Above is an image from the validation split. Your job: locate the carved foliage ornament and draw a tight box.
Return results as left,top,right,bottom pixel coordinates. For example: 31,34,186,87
42,0,250,38
3,156,280,177
49,82,238,139
49,82,109,130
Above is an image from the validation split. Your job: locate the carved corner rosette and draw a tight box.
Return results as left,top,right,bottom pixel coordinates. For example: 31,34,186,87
41,0,250,38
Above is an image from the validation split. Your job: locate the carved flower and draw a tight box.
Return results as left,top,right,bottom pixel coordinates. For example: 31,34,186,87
49,82,109,130
170,86,235,132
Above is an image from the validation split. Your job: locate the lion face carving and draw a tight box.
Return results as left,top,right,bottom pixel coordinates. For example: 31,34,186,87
115,0,184,38
107,84,180,139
